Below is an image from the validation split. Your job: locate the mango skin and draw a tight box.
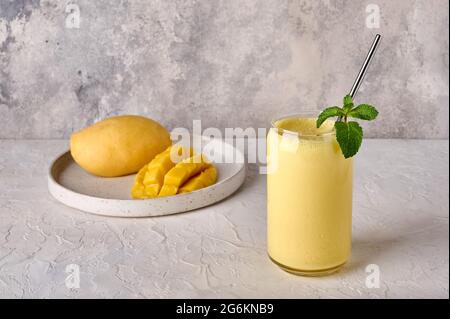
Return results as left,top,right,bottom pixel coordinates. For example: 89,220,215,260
70,115,171,177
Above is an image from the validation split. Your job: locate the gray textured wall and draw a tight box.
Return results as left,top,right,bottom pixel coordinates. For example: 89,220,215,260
0,0,448,139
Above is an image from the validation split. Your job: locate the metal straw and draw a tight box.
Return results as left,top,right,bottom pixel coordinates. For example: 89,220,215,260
338,34,381,121
349,34,381,98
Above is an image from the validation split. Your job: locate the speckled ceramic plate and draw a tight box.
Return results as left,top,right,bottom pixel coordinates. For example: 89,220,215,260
48,137,246,217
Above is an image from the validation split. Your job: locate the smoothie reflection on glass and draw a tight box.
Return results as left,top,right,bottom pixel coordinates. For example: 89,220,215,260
267,115,353,276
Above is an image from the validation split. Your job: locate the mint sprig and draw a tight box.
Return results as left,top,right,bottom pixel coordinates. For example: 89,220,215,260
317,95,378,158
316,106,345,128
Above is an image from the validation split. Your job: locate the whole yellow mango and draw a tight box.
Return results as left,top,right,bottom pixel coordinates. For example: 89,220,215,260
70,115,171,177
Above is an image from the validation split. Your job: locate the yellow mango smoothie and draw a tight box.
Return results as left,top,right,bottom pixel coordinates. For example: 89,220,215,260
267,115,353,276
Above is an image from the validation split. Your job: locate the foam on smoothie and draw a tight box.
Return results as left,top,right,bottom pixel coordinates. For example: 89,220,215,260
274,117,334,136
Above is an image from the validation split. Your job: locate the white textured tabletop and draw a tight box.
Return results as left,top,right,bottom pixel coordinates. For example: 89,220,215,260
0,139,448,298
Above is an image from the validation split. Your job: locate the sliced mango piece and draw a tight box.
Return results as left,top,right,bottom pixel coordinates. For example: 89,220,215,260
179,166,218,194
142,145,193,197
158,154,211,197
144,184,160,197
130,164,148,199
158,185,178,197
131,145,192,199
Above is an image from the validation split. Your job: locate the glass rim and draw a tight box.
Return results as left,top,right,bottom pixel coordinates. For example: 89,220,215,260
270,112,336,137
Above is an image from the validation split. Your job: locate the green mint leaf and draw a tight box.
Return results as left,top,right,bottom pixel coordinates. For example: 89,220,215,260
334,121,363,158
343,95,354,113
343,95,353,105
343,103,354,113
348,104,379,121
316,106,344,128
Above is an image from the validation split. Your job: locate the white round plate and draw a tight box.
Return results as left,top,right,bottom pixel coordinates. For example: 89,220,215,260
48,138,246,217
